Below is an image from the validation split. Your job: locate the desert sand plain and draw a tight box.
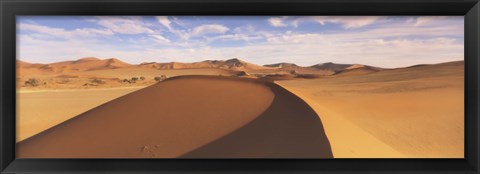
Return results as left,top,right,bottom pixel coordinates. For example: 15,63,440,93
16,57,464,158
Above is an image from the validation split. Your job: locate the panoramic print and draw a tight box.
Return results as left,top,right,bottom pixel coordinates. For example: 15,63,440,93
16,16,464,158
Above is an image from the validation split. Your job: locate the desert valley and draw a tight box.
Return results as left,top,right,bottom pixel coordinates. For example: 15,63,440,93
16,57,464,158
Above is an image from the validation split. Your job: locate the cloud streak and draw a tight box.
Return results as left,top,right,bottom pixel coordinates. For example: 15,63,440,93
268,17,288,27
94,16,155,34
191,24,229,36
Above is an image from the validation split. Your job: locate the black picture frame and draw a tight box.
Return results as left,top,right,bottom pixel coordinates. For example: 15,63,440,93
1,0,479,173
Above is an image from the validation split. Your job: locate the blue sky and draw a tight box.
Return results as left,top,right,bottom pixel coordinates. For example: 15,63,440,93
17,16,464,68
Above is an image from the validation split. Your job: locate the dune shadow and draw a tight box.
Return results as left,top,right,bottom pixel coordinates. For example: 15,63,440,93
180,82,333,158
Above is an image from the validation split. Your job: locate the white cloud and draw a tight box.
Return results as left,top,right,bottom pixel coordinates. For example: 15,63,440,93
95,16,155,34
191,24,229,36
17,23,114,38
155,16,191,40
410,16,448,26
268,17,288,27
150,34,171,44
206,34,263,42
233,25,255,34
156,16,173,30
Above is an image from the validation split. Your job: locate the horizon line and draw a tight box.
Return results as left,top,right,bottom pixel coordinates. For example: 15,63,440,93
16,57,465,69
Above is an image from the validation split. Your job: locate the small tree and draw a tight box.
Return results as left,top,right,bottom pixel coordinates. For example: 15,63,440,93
131,77,139,81
139,76,145,80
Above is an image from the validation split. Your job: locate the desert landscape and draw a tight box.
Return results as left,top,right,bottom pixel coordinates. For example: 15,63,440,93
16,57,464,158
16,15,464,158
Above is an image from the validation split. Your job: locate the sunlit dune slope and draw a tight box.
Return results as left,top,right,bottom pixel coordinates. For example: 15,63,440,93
277,61,464,158
17,76,333,158
16,87,144,142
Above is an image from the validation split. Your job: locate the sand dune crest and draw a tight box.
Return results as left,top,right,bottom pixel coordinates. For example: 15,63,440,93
182,80,333,158
17,76,333,158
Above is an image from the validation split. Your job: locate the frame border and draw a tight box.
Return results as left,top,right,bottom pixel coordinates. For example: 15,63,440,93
1,0,479,173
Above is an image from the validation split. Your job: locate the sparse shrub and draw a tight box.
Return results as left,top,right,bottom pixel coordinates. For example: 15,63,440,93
131,77,139,81
140,76,145,80
236,71,249,76
25,78,40,87
254,74,265,78
91,78,105,84
154,75,167,81
121,78,136,84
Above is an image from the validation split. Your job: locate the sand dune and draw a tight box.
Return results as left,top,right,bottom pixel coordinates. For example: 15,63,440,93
16,87,143,142
334,65,381,76
309,62,353,72
182,79,332,158
264,62,336,75
19,57,132,74
17,76,332,158
276,84,406,158
277,61,464,158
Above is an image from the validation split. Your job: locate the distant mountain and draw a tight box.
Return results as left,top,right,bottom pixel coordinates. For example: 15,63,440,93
139,58,271,72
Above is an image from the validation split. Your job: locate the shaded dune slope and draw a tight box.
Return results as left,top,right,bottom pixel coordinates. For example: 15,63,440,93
17,76,332,158
182,80,333,158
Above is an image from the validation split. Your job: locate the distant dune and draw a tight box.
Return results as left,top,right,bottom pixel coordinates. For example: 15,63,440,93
309,62,352,72
20,57,131,74
333,64,382,76
17,57,385,90
139,58,271,72
17,76,333,158
18,57,380,78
